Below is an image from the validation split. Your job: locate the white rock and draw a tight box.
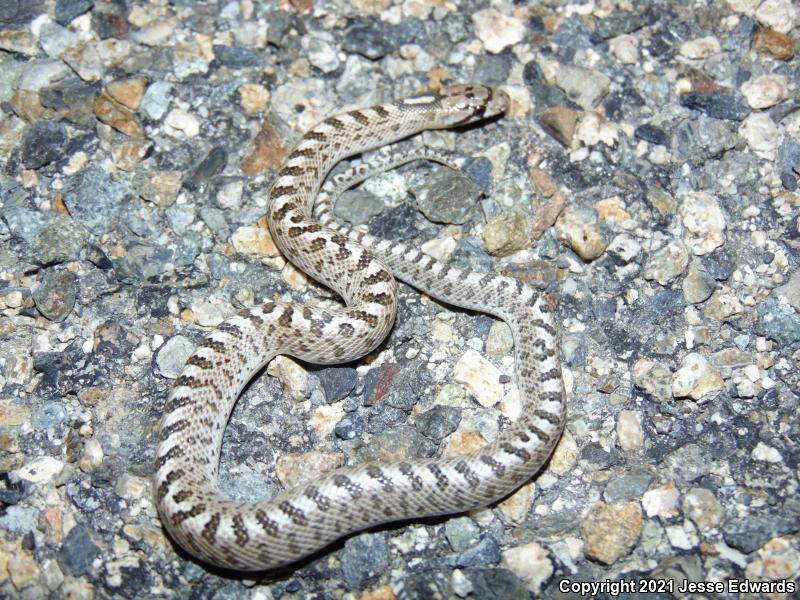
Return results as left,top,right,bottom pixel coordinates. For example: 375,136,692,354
671,353,724,400
642,481,680,519
679,36,721,59
751,441,782,463
739,112,779,160
15,456,65,483
609,34,639,64
616,410,643,450
471,9,526,53
666,521,698,550
755,0,798,33
192,301,226,327
500,542,553,595
453,348,503,407
741,75,787,109
80,438,104,472
679,192,726,255
164,108,200,138
575,113,619,147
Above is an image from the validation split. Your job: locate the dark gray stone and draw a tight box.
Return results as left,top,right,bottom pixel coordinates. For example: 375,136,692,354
55,0,94,25
396,570,451,600
62,166,128,236
721,515,798,554
335,189,384,226
58,525,100,576
40,78,98,125
29,216,87,266
339,533,387,589
604,469,655,503
444,516,480,552
318,367,357,403
756,298,800,346
415,405,461,440
413,168,483,225
442,536,501,567
465,568,529,600
31,401,68,429
334,412,364,440
679,92,751,121
21,121,68,169
343,22,395,59
635,123,668,145
213,45,261,68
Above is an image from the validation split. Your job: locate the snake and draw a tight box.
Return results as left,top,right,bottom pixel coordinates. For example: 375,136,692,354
153,84,566,571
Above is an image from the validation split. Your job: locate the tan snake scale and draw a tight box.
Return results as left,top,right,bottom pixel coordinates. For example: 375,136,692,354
154,84,566,570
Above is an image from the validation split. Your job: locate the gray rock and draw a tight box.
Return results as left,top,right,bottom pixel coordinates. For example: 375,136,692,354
604,469,655,503
340,533,387,589
156,335,196,379
415,405,461,440
32,269,77,322
465,568,529,600
0,506,38,534
165,202,196,234
2,205,49,243
343,22,395,60
670,116,737,164
396,570,451,600
335,189,384,225
213,45,261,68
680,92,751,120
0,54,25,103
62,166,128,236
318,367,357,403
30,216,87,266
55,0,94,26
444,516,481,552
21,121,68,169
721,515,798,554
58,525,100,576
199,207,230,241
40,78,98,126
443,536,501,567
334,412,364,440
414,168,482,225
31,401,68,429
664,443,711,484
140,81,173,121
755,298,800,346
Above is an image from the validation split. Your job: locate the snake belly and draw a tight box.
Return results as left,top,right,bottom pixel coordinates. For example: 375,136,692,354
153,84,565,571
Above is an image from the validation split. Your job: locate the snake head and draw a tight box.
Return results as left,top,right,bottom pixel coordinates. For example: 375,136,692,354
404,84,509,128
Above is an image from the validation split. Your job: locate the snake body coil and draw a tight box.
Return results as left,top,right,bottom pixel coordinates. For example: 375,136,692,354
154,84,565,570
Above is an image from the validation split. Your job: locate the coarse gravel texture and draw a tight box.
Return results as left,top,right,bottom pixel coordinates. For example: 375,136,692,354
1,0,799,599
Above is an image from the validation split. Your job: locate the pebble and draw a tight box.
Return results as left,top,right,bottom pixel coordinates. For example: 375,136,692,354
671,353,724,400
453,349,503,408
231,226,279,258
164,108,200,138
682,260,716,304
106,76,147,110
306,37,340,73
665,443,712,484
679,36,721,59
268,356,312,403
756,298,800,345
679,92,751,121
609,34,639,64
554,207,607,260
581,502,642,565
500,542,553,595
140,81,173,120
133,170,182,208
55,0,94,26
553,66,611,111
774,271,800,312
536,105,578,146
642,481,680,520
415,406,461,441
155,335,195,379
482,212,530,257
414,168,482,225
616,410,643,450
32,269,77,322
342,22,395,60
722,514,797,554
471,9,526,54
604,469,654,503
642,241,689,285
340,533,388,590
8,552,40,591
682,487,725,531
57,525,100,576
744,537,800,584
62,165,127,235
679,192,725,255
21,120,68,169
739,112,779,160
751,441,783,463
755,0,798,34
751,26,795,60
94,91,144,137
704,290,743,320
238,83,269,115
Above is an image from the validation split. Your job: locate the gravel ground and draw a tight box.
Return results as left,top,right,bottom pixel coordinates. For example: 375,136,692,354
1,0,799,598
